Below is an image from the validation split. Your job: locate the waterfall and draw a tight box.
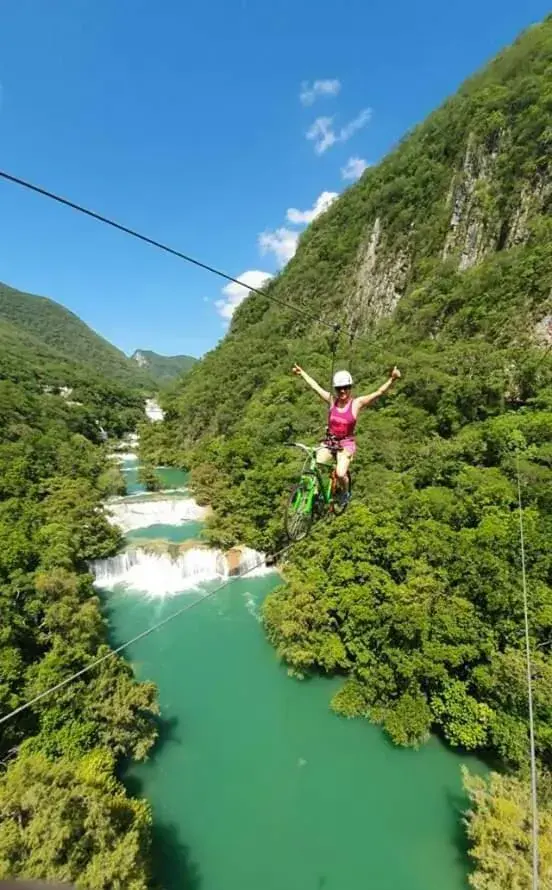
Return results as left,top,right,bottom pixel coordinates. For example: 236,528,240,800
91,547,228,595
91,543,272,597
237,547,270,577
145,398,165,422
110,451,140,464
106,496,206,532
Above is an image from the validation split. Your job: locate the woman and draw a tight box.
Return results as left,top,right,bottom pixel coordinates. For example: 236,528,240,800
292,363,401,503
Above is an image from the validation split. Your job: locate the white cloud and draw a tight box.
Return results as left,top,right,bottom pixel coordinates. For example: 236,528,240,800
341,156,369,181
258,192,337,270
339,108,371,140
258,228,299,267
286,191,338,224
215,270,272,320
300,79,341,106
306,107,372,154
306,116,336,154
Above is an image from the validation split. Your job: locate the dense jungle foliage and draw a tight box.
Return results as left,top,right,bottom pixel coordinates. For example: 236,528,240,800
142,18,552,887
0,328,158,885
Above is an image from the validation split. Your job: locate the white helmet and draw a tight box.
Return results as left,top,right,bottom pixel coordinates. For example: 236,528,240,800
333,370,353,388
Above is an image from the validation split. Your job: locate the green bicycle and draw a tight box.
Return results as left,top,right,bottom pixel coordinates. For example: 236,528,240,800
285,442,352,542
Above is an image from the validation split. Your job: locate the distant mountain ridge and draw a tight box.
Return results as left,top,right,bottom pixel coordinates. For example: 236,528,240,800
0,282,147,388
131,349,197,382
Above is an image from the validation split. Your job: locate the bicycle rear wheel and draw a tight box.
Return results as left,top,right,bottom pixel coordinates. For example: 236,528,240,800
285,483,314,541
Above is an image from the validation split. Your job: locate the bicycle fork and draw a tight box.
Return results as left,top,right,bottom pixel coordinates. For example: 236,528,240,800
294,476,318,514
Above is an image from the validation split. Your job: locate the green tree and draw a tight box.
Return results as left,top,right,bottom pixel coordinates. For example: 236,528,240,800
0,750,151,890
138,463,161,492
463,768,552,889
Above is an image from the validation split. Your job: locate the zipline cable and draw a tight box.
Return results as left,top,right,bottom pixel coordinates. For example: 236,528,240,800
2,169,552,380
0,538,301,728
516,450,539,890
0,170,339,334
325,325,341,433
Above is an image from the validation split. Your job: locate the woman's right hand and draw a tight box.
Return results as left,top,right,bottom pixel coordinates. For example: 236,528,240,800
292,363,303,376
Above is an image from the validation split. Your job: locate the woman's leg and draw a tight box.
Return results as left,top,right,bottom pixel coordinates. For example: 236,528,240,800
315,445,333,465
335,449,353,493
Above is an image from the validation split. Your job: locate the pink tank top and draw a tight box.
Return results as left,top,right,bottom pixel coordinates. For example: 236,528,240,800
328,399,356,440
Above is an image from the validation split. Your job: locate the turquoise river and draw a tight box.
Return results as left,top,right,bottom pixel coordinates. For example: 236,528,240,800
99,457,484,890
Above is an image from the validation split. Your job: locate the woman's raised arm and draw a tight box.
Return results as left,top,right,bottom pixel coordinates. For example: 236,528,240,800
292,364,331,403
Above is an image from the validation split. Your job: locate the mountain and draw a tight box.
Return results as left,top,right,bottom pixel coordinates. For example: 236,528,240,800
0,283,150,438
0,281,148,389
141,17,552,883
131,348,197,383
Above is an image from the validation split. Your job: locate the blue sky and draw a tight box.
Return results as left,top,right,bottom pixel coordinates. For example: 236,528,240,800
0,0,549,358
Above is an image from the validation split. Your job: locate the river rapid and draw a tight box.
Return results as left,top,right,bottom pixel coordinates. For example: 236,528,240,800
94,449,483,890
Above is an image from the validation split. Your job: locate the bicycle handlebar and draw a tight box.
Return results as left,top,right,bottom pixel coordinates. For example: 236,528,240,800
288,442,316,456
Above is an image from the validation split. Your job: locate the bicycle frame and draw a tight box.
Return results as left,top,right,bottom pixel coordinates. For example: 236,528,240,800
292,443,334,512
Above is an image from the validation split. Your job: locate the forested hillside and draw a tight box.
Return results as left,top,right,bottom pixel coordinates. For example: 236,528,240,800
131,348,197,383
0,282,150,389
143,17,552,885
0,293,158,884
0,315,146,439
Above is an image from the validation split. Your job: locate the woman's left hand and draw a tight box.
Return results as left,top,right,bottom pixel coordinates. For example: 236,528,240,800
391,366,401,380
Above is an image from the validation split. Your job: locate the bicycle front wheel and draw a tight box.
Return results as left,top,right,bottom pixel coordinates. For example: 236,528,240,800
285,483,314,541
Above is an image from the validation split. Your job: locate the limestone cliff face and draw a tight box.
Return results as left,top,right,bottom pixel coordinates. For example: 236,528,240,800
534,314,552,346
351,127,550,329
348,218,411,328
132,350,149,368
442,131,551,264
507,172,552,247
442,131,502,270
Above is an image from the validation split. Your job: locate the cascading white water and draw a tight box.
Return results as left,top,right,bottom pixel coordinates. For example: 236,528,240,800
122,432,140,448
237,547,270,577
110,451,140,464
107,497,207,532
91,547,228,595
109,488,188,501
145,398,165,422
91,543,271,597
